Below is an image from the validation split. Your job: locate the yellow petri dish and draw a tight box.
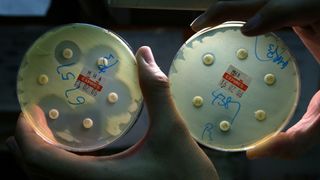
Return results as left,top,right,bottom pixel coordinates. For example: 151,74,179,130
169,21,300,151
17,23,143,152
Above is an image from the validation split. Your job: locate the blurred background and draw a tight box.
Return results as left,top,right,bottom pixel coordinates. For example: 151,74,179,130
0,0,319,179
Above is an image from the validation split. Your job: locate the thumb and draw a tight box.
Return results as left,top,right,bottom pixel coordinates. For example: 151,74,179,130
136,46,189,138
136,46,170,105
247,91,320,160
246,132,296,160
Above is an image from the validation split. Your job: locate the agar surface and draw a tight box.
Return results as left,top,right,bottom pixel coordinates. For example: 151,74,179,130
17,24,143,152
168,23,300,151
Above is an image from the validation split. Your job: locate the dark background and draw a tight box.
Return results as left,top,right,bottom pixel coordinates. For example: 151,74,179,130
0,0,319,179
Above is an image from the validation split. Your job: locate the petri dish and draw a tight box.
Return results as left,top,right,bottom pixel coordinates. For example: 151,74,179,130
169,21,300,151
17,23,143,152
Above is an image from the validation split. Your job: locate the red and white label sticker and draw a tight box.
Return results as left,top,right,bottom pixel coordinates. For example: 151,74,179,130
219,65,251,98
74,68,105,97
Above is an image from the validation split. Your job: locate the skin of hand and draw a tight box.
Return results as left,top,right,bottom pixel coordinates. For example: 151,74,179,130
6,46,219,180
191,0,320,159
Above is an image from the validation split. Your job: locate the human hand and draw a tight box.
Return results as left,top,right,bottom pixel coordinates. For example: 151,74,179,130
247,90,320,159
6,46,219,180
191,0,320,63
191,0,320,159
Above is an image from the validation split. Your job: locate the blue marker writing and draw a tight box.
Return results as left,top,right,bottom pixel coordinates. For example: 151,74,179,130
202,123,214,141
255,36,289,69
98,60,119,73
56,62,76,74
98,54,119,73
56,62,86,105
211,89,241,124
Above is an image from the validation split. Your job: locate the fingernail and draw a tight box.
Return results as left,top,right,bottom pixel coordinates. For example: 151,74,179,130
136,52,148,66
136,46,153,64
190,14,206,31
242,14,261,33
142,56,151,65
137,53,148,65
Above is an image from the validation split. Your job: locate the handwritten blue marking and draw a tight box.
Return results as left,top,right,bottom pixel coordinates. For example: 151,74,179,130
61,72,75,80
64,86,85,105
56,62,76,74
98,54,119,73
67,96,85,105
65,86,79,98
98,60,119,73
211,89,241,124
254,36,289,69
105,54,114,60
202,123,214,140
56,62,86,106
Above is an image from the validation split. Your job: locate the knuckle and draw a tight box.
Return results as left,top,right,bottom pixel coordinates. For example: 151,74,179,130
153,74,169,88
141,71,169,90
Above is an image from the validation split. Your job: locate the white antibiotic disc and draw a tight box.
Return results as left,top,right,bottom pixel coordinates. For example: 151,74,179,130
168,22,300,151
17,24,143,152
